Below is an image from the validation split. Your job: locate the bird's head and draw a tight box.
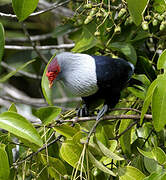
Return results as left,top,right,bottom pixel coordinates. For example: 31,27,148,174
46,58,61,88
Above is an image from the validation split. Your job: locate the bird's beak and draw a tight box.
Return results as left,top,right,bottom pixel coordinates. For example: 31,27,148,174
49,81,53,88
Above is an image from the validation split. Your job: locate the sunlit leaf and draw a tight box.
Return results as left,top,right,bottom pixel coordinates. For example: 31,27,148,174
0,59,36,83
157,49,166,71
137,147,154,159
0,144,10,180
8,103,17,113
152,76,166,131
152,147,166,165
126,0,149,26
36,106,61,125
140,78,158,124
119,117,132,156
95,124,108,147
0,112,43,148
88,151,116,176
97,140,124,161
53,124,80,138
12,0,39,21
60,140,85,169
138,147,166,165
118,166,146,180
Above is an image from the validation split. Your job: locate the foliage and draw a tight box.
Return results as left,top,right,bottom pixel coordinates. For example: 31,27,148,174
0,0,166,179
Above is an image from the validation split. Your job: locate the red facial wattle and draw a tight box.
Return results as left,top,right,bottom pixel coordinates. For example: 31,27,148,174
46,58,61,88
46,71,57,88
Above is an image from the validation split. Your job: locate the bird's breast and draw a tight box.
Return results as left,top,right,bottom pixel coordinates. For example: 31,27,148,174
63,74,98,97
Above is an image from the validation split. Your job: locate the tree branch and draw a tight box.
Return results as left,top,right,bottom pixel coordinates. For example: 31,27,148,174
5,33,53,43
0,83,81,107
13,135,63,166
0,0,70,19
1,61,42,80
5,44,75,50
57,114,152,124
21,22,48,64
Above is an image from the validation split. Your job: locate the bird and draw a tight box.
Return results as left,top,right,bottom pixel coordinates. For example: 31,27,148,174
46,52,134,121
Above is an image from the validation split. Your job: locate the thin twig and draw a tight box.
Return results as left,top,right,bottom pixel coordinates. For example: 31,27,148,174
114,120,138,140
5,33,53,43
5,44,75,50
0,0,70,19
60,114,152,123
21,22,48,64
1,61,42,80
13,135,63,166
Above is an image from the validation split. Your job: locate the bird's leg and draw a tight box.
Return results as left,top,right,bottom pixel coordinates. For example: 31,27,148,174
96,104,109,121
76,104,89,117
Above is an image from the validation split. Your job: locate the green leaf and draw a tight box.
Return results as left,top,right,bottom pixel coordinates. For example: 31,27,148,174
97,140,124,161
0,59,36,83
119,117,132,156
0,112,43,148
41,154,67,179
144,157,160,174
53,124,80,138
95,124,108,147
60,140,85,169
53,24,74,38
88,151,116,176
140,79,158,124
153,0,166,13
157,49,166,71
109,140,117,152
144,171,166,180
126,0,149,26
128,74,151,100
0,144,10,180
152,147,166,165
152,76,166,131
138,56,157,82
118,166,146,180
72,23,98,52
138,147,166,165
137,147,154,159
36,106,61,125
0,23,5,63
12,0,39,21
109,42,137,65
41,55,56,105
8,103,17,113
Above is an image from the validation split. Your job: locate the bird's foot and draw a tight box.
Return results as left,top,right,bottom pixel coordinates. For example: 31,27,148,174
96,104,109,121
76,104,89,117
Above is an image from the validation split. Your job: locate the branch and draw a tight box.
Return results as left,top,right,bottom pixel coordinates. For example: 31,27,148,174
5,33,53,43
13,135,63,166
1,61,42,80
0,0,70,19
38,0,74,17
57,114,152,123
21,22,48,64
0,83,81,107
5,44,75,50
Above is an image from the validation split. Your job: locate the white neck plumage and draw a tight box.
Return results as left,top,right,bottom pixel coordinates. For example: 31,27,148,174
56,52,98,97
